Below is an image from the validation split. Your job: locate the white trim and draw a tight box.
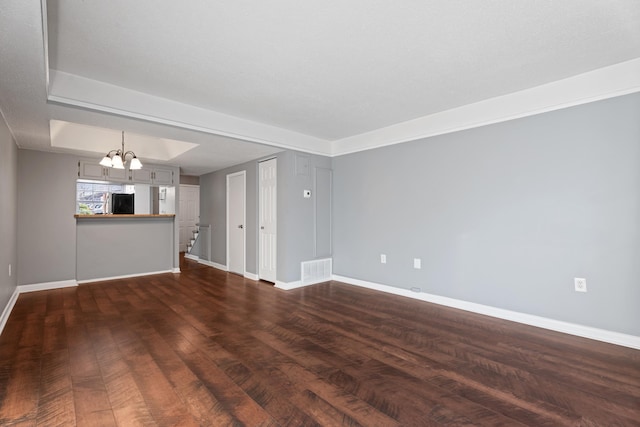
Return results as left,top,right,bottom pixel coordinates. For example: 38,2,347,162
331,58,640,156
211,261,228,271
226,170,247,278
332,274,640,350
274,280,304,290
194,256,258,278
188,254,230,272
198,259,228,271
40,0,50,90
244,272,259,281
76,270,173,284
46,61,640,159
0,288,20,337
47,70,329,156
258,157,278,283
18,279,78,293
172,268,181,274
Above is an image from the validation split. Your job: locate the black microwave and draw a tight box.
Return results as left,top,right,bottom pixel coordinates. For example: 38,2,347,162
112,193,134,214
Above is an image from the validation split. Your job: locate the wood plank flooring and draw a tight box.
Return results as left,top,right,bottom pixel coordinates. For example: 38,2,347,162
1,256,639,426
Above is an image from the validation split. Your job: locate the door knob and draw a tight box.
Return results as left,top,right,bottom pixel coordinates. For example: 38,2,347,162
238,224,244,229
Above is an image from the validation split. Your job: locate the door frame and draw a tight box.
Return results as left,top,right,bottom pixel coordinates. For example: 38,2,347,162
226,171,246,275
258,157,277,282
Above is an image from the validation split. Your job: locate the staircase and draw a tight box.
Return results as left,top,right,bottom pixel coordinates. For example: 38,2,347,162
185,224,209,261
186,226,199,254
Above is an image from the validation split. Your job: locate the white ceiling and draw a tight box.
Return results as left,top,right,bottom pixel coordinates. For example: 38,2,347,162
1,1,640,175
50,120,198,162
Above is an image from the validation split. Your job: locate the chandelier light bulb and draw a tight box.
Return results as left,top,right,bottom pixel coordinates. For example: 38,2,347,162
98,131,142,171
129,156,143,170
111,153,124,169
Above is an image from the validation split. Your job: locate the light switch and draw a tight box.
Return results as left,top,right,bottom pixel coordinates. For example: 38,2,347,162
303,190,311,198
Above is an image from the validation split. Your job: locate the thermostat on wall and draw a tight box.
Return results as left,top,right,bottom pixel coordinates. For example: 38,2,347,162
303,190,311,198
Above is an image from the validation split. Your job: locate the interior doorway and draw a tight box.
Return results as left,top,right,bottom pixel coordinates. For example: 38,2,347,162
227,171,246,275
259,158,277,282
179,184,199,252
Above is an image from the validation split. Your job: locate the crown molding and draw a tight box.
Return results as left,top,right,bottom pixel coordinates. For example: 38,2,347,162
47,70,331,156
330,58,640,156
46,58,640,159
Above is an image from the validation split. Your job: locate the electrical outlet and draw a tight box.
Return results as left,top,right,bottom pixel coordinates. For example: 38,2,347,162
413,258,421,269
574,277,587,293
380,254,386,264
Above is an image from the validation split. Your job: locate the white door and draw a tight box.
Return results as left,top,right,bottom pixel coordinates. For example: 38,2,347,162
259,158,277,282
227,172,245,275
179,185,200,252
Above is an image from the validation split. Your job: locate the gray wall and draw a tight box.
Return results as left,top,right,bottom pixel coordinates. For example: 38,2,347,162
76,217,174,281
278,151,332,282
199,150,332,282
0,113,18,311
332,93,640,336
17,150,181,285
18,150,77,285
199,158,258,271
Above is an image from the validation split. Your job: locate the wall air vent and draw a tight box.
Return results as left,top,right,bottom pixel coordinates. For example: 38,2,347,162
301,258,332,286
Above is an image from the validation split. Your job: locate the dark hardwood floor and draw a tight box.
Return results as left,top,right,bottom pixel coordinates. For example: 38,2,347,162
1,256,639,426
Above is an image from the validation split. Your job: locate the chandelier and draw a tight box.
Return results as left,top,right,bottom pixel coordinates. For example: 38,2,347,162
99,131,142,170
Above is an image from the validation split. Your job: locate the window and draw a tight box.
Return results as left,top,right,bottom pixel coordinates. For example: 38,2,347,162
76,180,132,214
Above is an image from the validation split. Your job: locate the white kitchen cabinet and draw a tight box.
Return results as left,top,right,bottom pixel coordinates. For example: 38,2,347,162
79,161,174,185
151,168,174,185
131,167,173,185
130,168,152,184
78,161,128,182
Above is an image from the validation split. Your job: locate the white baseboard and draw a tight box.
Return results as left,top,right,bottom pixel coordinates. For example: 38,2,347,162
332,274,640,350
198,259,228,271
18,279,78,293
211,262,227,271
0,288,20,337
244,272,259,281
76,270,174,284
172,268,181,274
184,254,255,280
186,256,228,273
275,276,335,290
275,280,303,290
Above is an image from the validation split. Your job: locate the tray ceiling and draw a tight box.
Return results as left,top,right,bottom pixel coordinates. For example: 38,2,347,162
1,1,639,175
